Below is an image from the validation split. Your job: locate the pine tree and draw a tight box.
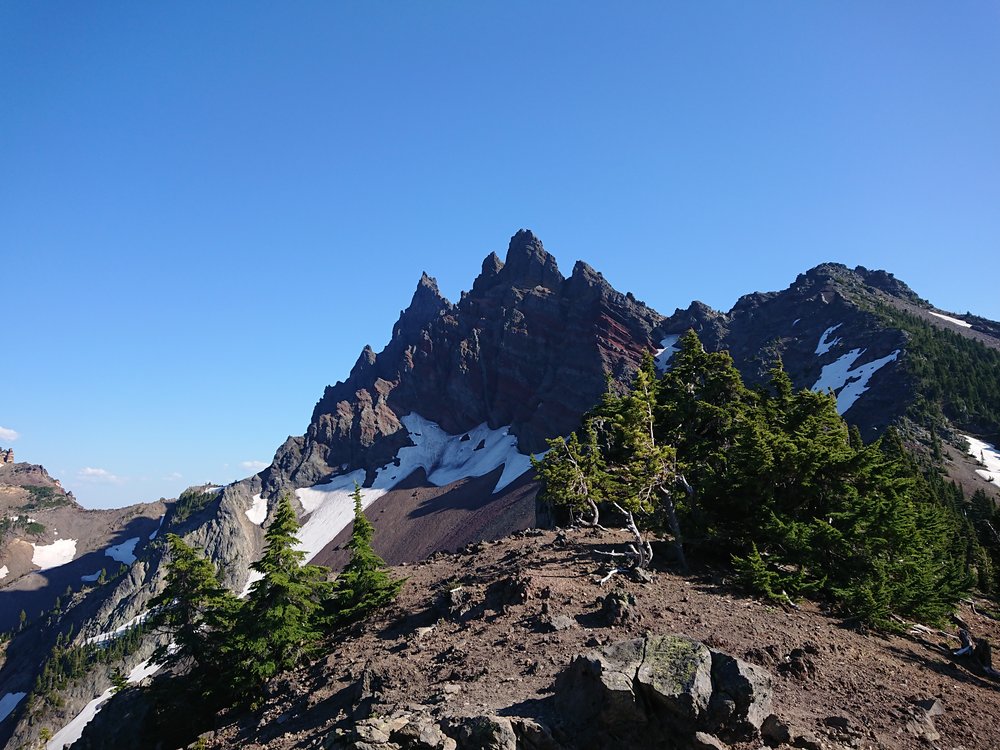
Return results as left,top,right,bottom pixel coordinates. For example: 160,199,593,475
228,493,332,695
329,483,404,625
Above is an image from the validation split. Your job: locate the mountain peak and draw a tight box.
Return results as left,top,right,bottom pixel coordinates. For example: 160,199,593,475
392,272,451,341
499,229,563,290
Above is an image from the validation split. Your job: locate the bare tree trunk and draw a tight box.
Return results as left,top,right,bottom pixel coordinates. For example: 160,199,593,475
659,492,687,572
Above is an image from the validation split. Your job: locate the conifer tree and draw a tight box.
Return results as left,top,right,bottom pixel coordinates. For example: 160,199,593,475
149,534,238,674
229,493,332,694
329,483,404,625
532,418,608,526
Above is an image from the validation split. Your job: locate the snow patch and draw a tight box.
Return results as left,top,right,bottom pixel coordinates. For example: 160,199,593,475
126,658,161,683
84,611,149,646
811,348,899,415
81,570,103,583
47,688,113,749
105,537,140,565
792,318,800,327
0,692,26,724
31,539,77,570
291,414,538,565
929,311,972,329
295,470,384,563
0,565,8,580
654,335,681,372
246,495,268,526
46,657,162,748
149,514,165,541
815,324,843,355
964,435,1000,484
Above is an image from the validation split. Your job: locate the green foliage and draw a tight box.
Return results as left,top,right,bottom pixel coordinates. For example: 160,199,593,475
328,484,405,626
20,484,71,510
149,534,239,679
533,420,609,525
536,328,978,628
226,493,333,699
870,302,1000,434
171,488,219,525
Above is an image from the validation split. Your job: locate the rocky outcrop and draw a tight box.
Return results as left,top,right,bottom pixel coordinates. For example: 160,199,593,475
554,633,772,749
2,447,14,464
269,230,666,493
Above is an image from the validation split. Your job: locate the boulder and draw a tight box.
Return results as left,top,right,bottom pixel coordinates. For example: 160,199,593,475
553,633,775,749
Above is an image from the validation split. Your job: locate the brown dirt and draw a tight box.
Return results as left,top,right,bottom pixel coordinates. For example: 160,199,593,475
203,527,1000,750
314,468,539,570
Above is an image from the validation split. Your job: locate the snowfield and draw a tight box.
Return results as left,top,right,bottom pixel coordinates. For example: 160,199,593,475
148,514,165,540
929,311,972,328
246,494,268,525
811,348,899,415
815,324,843,355
84,611,150,647
291,413,538,566
80,570,103,583
0,565,8,580
105,537,140,565
964,435,1000,484
654,334,681,372
31,539,77,570
0,691,25,724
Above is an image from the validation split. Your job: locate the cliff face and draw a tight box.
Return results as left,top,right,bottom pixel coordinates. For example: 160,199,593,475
268,230,666,492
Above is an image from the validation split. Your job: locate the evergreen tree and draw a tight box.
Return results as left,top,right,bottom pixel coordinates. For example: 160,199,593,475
329,484,404,625
228,493,332,696
149,534,238,675
532,419,609,526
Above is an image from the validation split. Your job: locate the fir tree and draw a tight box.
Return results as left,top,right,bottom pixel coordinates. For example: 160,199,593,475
149,534,238,675
329,483,404,625
229,493,332,695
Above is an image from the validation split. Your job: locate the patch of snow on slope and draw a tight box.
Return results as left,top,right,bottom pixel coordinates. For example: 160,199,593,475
812,348,899,414
292,415,539,566
654,334,681,372
246,494,268,525
0,565,8,580
46,657,162,749
929,311,972,328
84,611,149,646
105,537,140,564
149,513,165,540
815,324,843,355
80,570,103,583
47,687,113,749
31,539,77,570
964,435,1000,484
0,692,26,724
295,470,383,563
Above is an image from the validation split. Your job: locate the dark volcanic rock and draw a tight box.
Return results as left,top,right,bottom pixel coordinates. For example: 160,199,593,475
274,230,665,491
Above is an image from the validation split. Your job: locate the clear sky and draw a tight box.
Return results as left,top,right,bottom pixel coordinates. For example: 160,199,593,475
3,3,999,508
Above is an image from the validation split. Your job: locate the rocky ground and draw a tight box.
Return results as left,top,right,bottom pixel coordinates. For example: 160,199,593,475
186,527,1000,750
0,461,165,632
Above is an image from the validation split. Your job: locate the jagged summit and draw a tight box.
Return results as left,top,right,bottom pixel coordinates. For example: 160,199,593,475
392,272,451,341
496,228,563,290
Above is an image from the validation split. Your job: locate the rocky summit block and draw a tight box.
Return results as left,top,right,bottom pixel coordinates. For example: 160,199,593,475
554,633,772,749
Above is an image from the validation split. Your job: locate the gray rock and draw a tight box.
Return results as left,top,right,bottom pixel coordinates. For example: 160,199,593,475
554,633,775,750
443,715,517,750
707,650,773,738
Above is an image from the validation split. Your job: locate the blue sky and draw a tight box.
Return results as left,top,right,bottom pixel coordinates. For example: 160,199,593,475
3,2,999,508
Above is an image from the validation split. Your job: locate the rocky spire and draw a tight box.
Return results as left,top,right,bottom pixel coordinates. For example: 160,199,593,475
498,229,564,290
392,272,451,340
